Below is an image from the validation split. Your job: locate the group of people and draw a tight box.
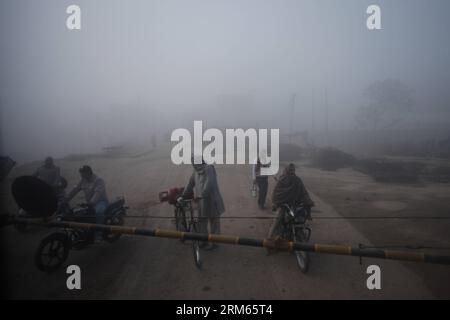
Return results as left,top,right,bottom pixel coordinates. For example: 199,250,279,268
33,157,109,226
175,155,314,250
32,155,314,249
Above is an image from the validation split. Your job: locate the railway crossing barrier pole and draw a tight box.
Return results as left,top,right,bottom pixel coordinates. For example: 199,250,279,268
15,219,450,266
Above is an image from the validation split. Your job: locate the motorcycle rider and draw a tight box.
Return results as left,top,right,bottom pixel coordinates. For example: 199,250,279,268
66,165,109,232
268,163,314,241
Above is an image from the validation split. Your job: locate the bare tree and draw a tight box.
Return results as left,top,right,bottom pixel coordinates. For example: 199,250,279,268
355,79,414,130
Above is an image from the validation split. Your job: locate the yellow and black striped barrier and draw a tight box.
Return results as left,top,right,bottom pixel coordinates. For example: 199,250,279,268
15,219,450,266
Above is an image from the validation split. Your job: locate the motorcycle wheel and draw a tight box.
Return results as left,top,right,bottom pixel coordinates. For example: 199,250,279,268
35,232,70,273
293,227,310,273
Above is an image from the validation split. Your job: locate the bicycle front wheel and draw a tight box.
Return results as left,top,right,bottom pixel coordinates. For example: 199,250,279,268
175,208,187,231
191,223,202,269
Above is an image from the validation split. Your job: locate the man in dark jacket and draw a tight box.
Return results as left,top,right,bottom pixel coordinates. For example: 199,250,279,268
252,157,270,210
268,163,314,239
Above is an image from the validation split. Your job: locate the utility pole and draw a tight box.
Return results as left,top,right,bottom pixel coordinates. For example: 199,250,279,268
325,88,329,146
289,93,296,144
311,89,315,134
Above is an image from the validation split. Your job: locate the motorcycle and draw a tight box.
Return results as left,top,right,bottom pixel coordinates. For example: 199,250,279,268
276,203,312,273
34,197,128,272
10,174,128,272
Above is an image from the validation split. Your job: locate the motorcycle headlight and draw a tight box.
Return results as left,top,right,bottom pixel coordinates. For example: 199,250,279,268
294,207,307,224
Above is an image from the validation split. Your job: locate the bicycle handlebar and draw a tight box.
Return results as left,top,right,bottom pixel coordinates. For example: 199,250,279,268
175,197,203,208
179,196,202,202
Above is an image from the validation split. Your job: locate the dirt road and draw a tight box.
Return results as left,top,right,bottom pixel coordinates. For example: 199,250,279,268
1,148,446,299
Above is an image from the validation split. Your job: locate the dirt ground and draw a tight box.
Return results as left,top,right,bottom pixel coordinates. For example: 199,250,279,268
1,147,449,299
299,165,450,298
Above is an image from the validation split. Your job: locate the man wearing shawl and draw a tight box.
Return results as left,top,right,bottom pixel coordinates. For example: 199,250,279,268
268,163,314,239
180,155,225,250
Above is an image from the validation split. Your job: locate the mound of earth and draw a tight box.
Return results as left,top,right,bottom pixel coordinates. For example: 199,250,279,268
311,147,356,171
279,143,303,161
426,165,450,183
355,159,425,183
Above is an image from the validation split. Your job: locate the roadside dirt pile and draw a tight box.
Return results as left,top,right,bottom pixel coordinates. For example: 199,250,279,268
279,143,303,161
311,147,356,171
309,147,450,184
355,159,450,184
355,159,425,183
426,165,450,183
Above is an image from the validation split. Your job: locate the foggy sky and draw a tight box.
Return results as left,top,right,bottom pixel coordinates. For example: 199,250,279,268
1,0,450,162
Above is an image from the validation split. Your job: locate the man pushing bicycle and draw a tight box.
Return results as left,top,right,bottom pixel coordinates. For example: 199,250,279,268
178,155,225,251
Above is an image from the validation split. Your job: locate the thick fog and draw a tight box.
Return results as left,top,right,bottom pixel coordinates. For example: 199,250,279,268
1,0,450,163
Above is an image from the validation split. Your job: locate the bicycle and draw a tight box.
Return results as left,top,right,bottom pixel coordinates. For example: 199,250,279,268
159,189,202,269
173,198,202,269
